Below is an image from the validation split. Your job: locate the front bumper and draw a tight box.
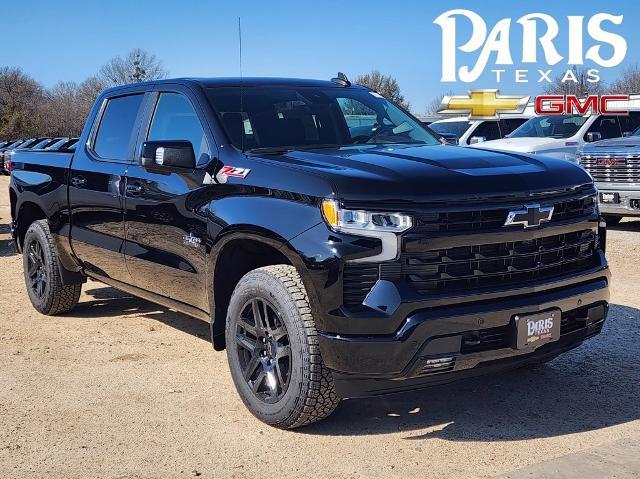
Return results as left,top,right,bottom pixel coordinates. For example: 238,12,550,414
597,185,640,216
319,273,609,398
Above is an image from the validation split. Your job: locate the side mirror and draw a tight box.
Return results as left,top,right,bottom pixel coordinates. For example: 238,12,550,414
141,140,196,169
469,136,486,145
623,131,633,137
586,132,602,143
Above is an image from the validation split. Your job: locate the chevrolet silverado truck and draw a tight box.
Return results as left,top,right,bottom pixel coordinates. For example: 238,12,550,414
577,133,640,225
9,77,610,428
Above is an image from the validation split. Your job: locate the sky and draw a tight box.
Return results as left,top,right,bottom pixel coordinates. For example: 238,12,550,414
2,0,639,113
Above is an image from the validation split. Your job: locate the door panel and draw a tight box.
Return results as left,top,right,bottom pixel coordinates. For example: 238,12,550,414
123,91,213,311
123,169,209,310
68,162,128,280
69,93,145,282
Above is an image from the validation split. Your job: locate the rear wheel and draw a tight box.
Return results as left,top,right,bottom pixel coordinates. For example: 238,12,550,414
23,220,82,315
225,265,339,428
603,215,622,226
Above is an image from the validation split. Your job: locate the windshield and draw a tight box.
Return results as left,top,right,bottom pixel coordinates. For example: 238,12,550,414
509,115,588,139
429,120,472,138
206,86,440,151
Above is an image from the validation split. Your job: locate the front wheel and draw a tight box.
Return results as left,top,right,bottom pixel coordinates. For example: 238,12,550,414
225,265,339,429
23,220,82,315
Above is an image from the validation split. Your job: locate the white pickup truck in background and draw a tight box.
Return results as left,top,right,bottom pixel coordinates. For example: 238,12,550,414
429,112,534,146
470,96,640,161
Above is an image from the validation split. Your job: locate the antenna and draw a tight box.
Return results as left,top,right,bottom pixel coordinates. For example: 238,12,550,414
238,17,245,152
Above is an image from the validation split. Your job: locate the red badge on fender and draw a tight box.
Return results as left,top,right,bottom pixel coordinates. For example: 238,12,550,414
220,166,251,178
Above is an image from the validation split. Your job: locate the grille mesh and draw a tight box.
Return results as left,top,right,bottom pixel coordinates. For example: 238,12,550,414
402,229,597,294
580,155,640,183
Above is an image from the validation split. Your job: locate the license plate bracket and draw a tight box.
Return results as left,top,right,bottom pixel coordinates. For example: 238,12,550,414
514,309,561,350
600,192,620,204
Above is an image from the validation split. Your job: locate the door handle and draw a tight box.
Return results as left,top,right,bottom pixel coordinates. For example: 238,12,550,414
70,176,86,188
126,183,145,195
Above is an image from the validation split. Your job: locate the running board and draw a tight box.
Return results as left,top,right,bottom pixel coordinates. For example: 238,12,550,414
85,272,210,322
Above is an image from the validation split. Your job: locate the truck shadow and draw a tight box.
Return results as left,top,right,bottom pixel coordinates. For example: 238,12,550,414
70,286,210,340
0,222,17,257
608,218,640,232
302,303,640,441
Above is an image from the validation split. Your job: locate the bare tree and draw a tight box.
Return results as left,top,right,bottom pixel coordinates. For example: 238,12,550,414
425,90,454,115
77,76,107,117
0,66,44,138
98,48,167,87
355,70,410,110
609,64,640,94
543,66,605,96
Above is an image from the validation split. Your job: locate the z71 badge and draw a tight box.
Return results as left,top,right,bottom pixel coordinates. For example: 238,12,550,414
219,166,251,178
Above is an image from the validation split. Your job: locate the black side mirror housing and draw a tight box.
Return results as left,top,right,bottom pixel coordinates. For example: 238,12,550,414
141,140,196,169
586,132,602,143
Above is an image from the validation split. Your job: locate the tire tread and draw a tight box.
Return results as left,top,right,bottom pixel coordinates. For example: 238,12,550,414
24,220,81,315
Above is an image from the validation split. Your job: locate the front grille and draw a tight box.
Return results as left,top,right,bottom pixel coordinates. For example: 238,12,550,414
402,229,598,294
413,195,596,234
580,155,640,183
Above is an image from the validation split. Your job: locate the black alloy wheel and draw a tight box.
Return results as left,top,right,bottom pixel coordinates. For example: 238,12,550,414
26,238,48,299
234,297,292,403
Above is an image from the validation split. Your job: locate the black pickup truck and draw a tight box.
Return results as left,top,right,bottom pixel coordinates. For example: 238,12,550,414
9,77,610,428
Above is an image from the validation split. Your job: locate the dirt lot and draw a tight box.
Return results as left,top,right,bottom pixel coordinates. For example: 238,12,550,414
1,174,639,478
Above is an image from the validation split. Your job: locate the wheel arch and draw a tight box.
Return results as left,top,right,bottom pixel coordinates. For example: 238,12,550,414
15,200,47,250
209,230,316,351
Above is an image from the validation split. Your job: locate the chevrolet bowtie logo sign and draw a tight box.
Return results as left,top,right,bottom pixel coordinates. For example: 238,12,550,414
437,89,530,120
504,204,554,229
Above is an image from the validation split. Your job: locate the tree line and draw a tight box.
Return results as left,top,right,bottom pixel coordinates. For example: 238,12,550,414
0,49,167,139
10,48,637,138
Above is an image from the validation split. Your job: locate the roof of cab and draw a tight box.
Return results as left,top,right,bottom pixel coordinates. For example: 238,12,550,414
102,77,367,96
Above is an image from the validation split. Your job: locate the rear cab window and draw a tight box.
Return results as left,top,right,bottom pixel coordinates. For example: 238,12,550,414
92,94,145,161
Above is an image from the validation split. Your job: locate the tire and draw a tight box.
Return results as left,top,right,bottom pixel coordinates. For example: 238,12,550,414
603,215,622,226
23,220,82,315
225,265,339,429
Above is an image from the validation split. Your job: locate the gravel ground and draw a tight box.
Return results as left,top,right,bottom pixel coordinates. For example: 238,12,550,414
0,175,638,478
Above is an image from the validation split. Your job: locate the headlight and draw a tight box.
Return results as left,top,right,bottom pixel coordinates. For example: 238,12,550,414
321,199,412,233
321,199,412,262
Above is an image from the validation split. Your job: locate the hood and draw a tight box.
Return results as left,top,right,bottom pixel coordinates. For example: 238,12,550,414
582,136,640,151
470,137,565,153
251,144,592,204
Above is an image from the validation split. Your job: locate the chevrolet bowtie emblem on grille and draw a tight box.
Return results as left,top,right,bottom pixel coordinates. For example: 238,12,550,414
437,89,530,120
504,204,554,229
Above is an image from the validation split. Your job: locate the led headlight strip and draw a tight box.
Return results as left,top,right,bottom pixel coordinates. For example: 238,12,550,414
321,199,412,262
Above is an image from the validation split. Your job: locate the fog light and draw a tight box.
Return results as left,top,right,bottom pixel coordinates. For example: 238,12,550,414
423,357,455,368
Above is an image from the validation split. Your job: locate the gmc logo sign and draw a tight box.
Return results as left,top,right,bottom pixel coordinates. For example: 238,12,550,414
596,158,626,166
535,95,629,115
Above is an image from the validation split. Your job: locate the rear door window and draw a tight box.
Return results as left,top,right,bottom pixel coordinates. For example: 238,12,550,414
93,94,144,161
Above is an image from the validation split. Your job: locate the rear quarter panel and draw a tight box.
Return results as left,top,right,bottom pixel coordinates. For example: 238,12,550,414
10,150,74,259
